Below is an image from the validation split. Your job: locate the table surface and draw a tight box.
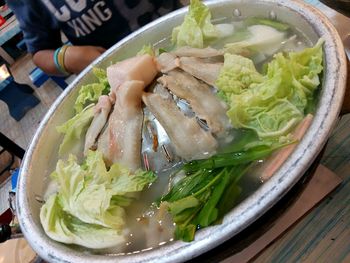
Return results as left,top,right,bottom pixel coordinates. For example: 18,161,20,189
250,115,350,263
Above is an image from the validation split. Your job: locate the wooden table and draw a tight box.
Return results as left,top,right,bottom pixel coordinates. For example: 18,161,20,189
248,117,350,262
0,132,25,160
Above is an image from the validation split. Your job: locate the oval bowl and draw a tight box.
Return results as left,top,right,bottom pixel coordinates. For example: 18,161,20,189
17,0,347,262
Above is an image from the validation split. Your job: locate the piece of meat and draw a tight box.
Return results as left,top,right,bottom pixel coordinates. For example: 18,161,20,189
155,52,178,73
84,95,112,155
97,81,145,170
106,54,158,93
259,114,314,182
177,57,223,86
142,92,218,161
173,46,223,58
156,47,223,74
158,70,230,136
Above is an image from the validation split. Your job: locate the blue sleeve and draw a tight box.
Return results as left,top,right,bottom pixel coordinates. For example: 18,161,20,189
7,0,62,54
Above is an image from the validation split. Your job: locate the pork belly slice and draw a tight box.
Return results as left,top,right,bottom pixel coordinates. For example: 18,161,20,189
142,92,218,161
177,57,223,86
107,54,158,93
84,95,112,155
156,47,223,74
173,46,223,58
158,70,230,136
155,52,178,73
97,81,145,170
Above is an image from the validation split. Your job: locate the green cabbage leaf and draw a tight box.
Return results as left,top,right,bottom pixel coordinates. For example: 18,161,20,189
56,104,95,156
216,39,324,139
172,0,219,48
215,53,264,96
74,68,110,113
40,151,156,248
40,194,125,249
137,44,155,56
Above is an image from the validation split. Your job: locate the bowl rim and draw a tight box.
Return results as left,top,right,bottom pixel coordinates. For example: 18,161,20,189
16,0,347,262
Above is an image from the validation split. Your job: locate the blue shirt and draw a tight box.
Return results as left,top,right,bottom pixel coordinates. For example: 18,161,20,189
7,0,182,54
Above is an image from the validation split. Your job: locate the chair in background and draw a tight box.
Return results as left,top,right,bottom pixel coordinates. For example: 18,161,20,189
0,132,24,176
0,64,40,121
15,38,26,51
0,147,14,176
29,67,68,89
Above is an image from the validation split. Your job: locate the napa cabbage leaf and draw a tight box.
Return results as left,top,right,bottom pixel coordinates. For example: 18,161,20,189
172,0,219,48
56,104,95,156
74,67,110,113
40,151,156,248
137,44,155,56
40,194,125,249
216,39,324,139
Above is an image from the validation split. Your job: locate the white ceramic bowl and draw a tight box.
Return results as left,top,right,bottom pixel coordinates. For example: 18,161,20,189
17,1,347,262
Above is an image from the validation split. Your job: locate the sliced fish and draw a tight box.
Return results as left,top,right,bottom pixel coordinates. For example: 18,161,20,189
155,52,178,73
173,46,223,58
142,92,218,161
177,57,223,86
158,70,230,137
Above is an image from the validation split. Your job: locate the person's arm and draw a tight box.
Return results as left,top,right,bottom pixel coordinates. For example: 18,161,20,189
32,45,106,75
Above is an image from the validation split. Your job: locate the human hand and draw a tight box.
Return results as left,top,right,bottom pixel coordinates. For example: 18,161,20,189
64,45,106,74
